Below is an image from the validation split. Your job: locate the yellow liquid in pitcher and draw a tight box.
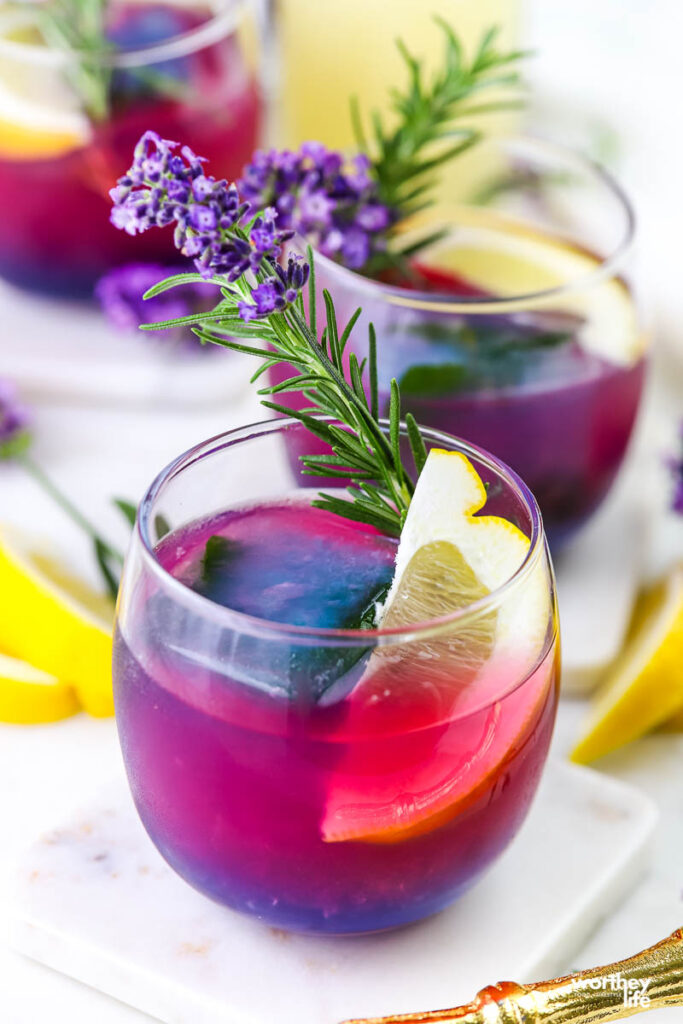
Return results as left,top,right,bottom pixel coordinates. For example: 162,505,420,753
276,0,522,204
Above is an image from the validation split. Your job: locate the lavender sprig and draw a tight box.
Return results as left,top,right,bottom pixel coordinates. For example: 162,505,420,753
110,132,306,321
96,263,217,350
239,143,394,271
110,134,429,536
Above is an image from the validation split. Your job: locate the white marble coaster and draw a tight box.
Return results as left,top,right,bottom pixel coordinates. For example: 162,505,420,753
10,762,656,1024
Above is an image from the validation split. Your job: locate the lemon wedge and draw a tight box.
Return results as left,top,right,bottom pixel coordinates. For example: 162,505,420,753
0,651,79,724
0,526,114,717
382,449,549,658
322,449,554,844
0,12,90,159
572,566,683,763
423,212,643,367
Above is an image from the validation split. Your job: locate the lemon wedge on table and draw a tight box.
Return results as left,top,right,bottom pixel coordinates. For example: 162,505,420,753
0,526,114,717
572,566,683,763
322,449,555,845
0,651,79,724
422,212,643,367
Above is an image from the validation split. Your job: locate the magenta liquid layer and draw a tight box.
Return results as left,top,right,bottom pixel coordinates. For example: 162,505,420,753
0,3,261,297
114,500,559,934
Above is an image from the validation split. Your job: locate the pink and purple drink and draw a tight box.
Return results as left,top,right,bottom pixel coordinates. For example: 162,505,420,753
113,419,559,934
281,138,647,546
0,1,261,297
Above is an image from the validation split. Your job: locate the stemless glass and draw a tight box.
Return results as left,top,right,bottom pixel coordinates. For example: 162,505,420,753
0,0,262,297
113,417,560,936
283,136,647,547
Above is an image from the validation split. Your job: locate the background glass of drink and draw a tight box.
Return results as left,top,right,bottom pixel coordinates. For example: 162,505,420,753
0,0,263,298
114,417,559,935
282,137,646,547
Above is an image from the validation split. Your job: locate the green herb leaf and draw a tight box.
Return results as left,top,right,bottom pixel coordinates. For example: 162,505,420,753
406,413,428,476
399,362,469,397
199,536,237,588
93,537,120,602
154,514,171,540
0,430,32,462
113,498,138,528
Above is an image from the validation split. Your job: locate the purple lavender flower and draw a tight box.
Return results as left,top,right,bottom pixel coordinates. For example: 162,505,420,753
111,132,309,321
0,378,31,459
110,132,308,323
238,256,310,323
95,263,216,350
670,423,683,515
239,143,395,271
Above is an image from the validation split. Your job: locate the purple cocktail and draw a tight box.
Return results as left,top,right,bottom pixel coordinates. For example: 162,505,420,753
279,137,646,546
0,1,262,297
113,419,559,934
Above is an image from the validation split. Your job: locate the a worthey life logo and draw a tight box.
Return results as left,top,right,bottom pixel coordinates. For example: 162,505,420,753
570,972,652,1008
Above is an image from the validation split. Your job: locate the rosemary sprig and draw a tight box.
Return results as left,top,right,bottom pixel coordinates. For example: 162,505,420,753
111,132,430,537
9,0,186,122
13,0,112,121
142,247,426,537
352,21,528,268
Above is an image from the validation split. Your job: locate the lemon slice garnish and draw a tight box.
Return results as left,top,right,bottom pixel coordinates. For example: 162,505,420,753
0,651,79,724
423,213,643,367
0,526,114,717
382,449,550,663
572,566,683,762
321,450,554,844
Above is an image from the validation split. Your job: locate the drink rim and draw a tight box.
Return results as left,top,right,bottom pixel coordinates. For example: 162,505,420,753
0,0,250,70
303,135,636,315
135,416,551,649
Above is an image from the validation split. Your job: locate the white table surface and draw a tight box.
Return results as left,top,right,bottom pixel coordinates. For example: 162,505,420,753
0,365,680,1024
1,0,683,1018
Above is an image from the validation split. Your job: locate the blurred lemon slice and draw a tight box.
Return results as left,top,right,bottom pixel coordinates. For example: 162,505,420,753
0,651,79,724
0,13,90,159
572,566,683,763
0,526,114,717
424,211,643,367
322,450,553,844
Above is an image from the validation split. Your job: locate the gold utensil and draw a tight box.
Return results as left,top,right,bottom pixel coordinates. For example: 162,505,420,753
343,928,683,1023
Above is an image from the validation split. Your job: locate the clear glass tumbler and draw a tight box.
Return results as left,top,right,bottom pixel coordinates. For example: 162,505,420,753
281,136,646,547
113,417,560,935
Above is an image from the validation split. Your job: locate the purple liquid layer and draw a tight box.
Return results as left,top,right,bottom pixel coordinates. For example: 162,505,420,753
114,500,559,934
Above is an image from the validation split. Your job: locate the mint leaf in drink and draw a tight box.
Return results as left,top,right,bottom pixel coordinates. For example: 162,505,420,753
198,536,242,597
399,363,470,397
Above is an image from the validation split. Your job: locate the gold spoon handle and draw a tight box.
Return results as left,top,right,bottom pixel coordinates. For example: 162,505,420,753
343,928,683,1024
